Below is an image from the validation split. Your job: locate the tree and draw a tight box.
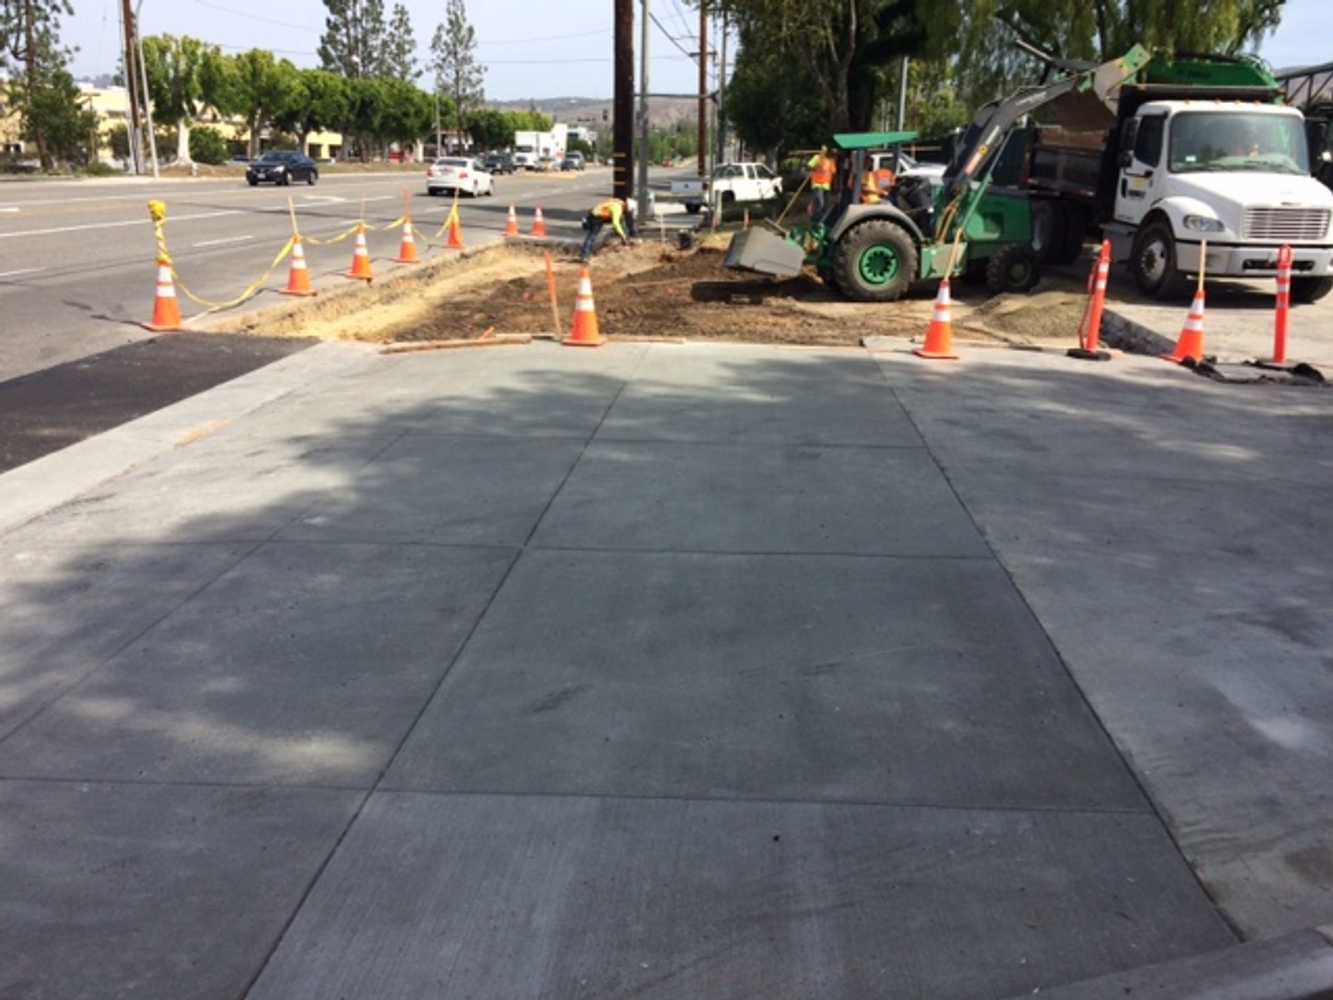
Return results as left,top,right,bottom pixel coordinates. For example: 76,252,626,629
466,107,510,149
318,0,387,78
431,0,485,135
12,65,94,167
188,125,229,165
0,0,76,168
229,49,302,158
376,79,434,147
955,0,1286,108
724,23,825,159
140,35,230,165
273,69,349,155
384,3,418,81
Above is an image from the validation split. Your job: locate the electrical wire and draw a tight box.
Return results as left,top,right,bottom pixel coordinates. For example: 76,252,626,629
649,11,698,63
190,0,319,32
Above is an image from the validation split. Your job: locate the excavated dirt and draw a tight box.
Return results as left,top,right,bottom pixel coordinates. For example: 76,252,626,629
215,237,1093,348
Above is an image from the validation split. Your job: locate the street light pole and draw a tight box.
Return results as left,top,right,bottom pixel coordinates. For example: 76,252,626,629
134,0,160,179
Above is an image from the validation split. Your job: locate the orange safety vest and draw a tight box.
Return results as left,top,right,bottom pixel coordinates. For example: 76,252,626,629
810,155,836,189
861,172,881,204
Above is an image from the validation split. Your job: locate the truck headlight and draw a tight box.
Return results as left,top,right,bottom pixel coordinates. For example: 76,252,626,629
1183,214,1224,233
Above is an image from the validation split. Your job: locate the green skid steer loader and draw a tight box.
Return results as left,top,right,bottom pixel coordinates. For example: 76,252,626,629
724,45,1151,301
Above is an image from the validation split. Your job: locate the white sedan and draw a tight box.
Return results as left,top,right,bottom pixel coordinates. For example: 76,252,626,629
426,157,494,197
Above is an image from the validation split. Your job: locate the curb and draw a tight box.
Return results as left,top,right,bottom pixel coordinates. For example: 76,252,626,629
1002,926,1333,1000
0,341,374,537
1101,306,1175,356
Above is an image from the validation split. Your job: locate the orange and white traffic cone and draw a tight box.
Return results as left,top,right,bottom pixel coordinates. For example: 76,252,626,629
564,266,604,347
531,206,548,238
143,256,184,332
504,205,520,237
913,278,958,360
1163,290,1207,363
281,235,317,297
395,219,420,264
1068,240,1111,361
346,224,374,282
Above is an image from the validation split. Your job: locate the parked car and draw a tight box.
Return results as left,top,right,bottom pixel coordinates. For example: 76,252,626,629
426,157,494,197
246,151,318,186
671,161,783,213
482,152,515,175
560,156,585,172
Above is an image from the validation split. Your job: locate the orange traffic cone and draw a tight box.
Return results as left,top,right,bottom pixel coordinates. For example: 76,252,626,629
504,205,520,237
281,235,317,297
395,220,420,263
913,278,958,359
444,203,465,250
564,266,604,347
346,225,374,282
531,206,548,238
1163,290,1207,363
143,256,184,332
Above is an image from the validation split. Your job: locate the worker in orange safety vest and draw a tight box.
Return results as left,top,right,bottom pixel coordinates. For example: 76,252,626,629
580,197,634,261
807,146,837,222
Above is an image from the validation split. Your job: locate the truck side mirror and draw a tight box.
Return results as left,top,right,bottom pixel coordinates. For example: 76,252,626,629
1119,149,1135,168
1119,118,1139,168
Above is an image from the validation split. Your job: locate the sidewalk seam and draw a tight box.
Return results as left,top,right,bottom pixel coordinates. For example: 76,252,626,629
865,347,1245,945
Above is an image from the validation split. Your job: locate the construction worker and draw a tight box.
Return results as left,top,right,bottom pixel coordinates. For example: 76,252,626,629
806,145,837,222
580,196,633,261
861,169,882,204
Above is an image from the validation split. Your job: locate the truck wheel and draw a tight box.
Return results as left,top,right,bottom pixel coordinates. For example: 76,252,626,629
1056,205,1087,266
1031,200,1066,265
685,203,700,214
1131,221,1188,299
1291,276,1333,303
831,220,917,302
985,245,1040,295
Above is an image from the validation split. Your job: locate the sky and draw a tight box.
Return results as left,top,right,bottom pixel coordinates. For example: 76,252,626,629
65,0,1332,99
67,0,716,100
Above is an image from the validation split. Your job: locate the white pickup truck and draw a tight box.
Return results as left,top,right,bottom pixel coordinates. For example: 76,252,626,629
671,162,783,214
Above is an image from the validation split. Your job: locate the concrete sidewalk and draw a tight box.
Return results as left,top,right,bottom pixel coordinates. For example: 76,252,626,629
0,337,1328,998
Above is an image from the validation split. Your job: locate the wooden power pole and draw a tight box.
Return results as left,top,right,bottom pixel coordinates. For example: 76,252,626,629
697,1,708,176
120,0,143,174
613,0,634,201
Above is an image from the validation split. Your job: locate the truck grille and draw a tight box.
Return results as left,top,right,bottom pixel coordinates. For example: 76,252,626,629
1241,207,1330,241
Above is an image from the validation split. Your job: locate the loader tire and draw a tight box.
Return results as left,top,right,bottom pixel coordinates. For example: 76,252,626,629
985,244,1040,295
831,220,917,302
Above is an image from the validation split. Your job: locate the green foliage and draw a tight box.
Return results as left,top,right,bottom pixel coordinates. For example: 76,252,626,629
376,78,434,143
567,137,594,157
188,125,229,165
10,67,96,166
1,0,77,168
140,35,231,163
467,109,556,150
383,3,418,81
875,57,970,139
229,49,302,157
318,0,387,77
724,28,825,159
80,160,120,176
431,0,485,133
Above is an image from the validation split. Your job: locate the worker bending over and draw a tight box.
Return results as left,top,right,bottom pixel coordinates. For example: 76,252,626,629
580,197,634,261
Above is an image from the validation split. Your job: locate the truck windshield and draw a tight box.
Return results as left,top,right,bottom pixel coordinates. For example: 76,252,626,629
1169,112,1309,176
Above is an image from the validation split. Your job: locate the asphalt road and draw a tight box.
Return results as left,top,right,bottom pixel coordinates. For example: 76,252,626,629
0,166,691,383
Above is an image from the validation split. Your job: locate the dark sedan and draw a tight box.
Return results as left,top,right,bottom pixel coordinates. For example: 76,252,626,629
246,151,319,186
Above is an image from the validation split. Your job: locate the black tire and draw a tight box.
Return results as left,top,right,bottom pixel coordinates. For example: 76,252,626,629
280,173,291,186
247,178,258,187
1131,219,1188,299
1291,276,1333,303
1055,204,1087,265
685,203,700,215
985,244,1041,295
1030,200,1066,265
307,171,318,186
830,219,918,302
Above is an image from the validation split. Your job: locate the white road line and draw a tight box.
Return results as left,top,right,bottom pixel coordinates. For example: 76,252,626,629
0,176,450,209
193,234,255,248
0,207,19,213
0,209,241,240
0,266,44,278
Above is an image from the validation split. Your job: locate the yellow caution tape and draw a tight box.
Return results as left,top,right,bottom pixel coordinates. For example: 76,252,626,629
303,222,362,246
173,236,295,312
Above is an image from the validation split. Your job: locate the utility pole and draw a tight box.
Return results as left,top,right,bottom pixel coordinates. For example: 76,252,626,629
715,10,727,168
613,0,634,201
897,56,909,132
697,1,707,177
120,0,143,174
637,0,651,222
135,0,160,179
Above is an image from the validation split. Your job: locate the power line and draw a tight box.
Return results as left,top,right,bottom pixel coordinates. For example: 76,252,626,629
649,11,697,63
479,29,611,46
190,0,319,32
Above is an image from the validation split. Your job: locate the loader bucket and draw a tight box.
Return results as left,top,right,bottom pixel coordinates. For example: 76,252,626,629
723,227,807,279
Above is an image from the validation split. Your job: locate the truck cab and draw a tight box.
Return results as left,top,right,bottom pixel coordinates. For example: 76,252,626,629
1111,100,1333,300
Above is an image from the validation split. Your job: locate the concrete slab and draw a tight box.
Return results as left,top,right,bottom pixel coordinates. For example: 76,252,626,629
533,439,989,556
0,543,250,739
0,779,359,1000
1,431,398,545
0,542,514,786
385,549,1145,811
248,341,649,441
280,434,585,545
597,344,924,446
940,468,1333,938
871,347,1333,488
247,791,1233,1000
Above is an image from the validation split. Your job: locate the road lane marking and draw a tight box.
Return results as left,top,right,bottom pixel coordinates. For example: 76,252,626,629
193,234,255,248
0,209,242,240
0,266,44,278
0,207,18,213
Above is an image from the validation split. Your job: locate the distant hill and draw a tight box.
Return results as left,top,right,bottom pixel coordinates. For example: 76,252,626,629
487,96,699,129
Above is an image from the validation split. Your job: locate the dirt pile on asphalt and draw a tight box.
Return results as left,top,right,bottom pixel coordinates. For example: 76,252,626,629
216,237,1093,348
